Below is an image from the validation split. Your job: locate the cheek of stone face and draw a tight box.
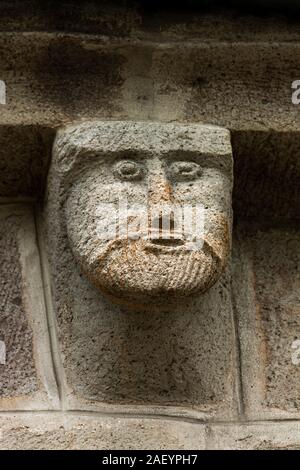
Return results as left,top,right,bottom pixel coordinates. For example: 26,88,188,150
172,171,231,212
65,173,148,260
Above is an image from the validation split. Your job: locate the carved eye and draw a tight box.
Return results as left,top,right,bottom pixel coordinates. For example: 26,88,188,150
169,161,202,181
113,160,144,181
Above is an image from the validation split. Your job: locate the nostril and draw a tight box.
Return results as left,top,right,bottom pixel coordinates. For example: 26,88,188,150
151,212,176,232
151,215,175,232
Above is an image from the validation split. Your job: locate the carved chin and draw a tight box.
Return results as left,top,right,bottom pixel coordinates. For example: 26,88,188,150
81,239,224,306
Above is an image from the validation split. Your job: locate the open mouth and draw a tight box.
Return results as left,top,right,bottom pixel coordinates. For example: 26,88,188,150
142,230,191,252
150,236,185,246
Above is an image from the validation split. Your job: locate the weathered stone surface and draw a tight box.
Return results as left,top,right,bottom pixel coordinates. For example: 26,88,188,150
0,413,206,450
0,34,126,127
145,43,300,132
0,205,58,410
233,223,300,419
44,121,236,418
0,33,298,132
208,422,300,450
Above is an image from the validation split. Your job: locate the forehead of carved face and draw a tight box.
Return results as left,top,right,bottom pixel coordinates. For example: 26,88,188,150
54,122,233,307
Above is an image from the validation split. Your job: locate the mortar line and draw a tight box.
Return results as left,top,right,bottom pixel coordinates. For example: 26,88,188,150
1,32,300,48
0,408,300,427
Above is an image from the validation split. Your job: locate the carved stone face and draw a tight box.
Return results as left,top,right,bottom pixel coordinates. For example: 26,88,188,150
53,121,233,307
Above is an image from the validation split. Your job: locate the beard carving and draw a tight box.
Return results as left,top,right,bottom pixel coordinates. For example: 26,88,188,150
86,239,222,305
67,211,230,307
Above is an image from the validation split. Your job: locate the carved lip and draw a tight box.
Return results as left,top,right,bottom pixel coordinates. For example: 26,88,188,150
141,230,197,253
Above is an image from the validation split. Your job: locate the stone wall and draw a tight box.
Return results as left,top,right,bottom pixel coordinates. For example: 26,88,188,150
0,1,300,449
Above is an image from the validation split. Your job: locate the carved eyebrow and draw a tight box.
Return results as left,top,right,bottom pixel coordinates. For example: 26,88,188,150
75,148,151,161
73,148,231,173
110,151,149,161
161,151,232,173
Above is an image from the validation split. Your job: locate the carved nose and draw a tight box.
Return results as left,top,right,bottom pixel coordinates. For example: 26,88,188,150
147,157,174,205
